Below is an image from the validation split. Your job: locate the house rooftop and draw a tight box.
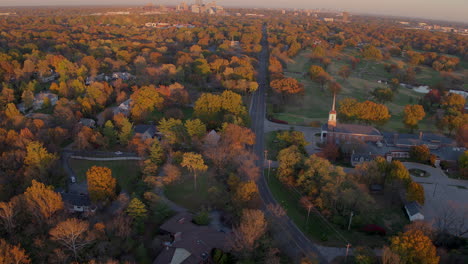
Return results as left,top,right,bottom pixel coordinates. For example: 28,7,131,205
154,212,229,264
405,201,422,216
61,193,91,206
134,124,156,135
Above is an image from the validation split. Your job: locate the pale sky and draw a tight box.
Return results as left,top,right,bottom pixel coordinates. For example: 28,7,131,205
0,0,467,23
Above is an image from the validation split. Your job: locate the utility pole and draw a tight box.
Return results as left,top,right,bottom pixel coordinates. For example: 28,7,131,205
345,243,351,263
267,159,271,181
347,211,354,231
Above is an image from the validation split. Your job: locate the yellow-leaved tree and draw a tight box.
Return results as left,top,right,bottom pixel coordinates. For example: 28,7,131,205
86,166,116,203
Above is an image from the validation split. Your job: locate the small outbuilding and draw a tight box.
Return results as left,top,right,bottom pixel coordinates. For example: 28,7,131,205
404,201,424,221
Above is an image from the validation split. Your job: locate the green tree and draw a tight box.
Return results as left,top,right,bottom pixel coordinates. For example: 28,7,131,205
371,88,394,103
185,119,206,139
149,139,165,165
86,166,116,203
103,120,117,146
181,152,208,190
126,197,148,222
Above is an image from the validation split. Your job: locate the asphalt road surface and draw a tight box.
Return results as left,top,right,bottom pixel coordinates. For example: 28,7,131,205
250,24,328,264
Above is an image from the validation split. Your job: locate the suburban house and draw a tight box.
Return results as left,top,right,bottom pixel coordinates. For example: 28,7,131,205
40,70,59,83
79,118,96,128
404,201,424,221
203,130,221,146
112,72,134,81
134,124,159,140
321,94,383,144
113,99,132,116
61,193,96,213
85,73,110,85
383,132,455,149
18,91,58,113
153,212,230,264
33,91,58,110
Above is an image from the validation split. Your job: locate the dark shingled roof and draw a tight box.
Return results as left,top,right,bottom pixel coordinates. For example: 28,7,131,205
61,193,91,206
405,201,422,216
134,124,156,135
154,212,230,264
323,123,382,136
383,132,455,147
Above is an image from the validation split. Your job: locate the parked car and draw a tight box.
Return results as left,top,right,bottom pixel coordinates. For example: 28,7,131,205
115,151,123,155
71,176,76,183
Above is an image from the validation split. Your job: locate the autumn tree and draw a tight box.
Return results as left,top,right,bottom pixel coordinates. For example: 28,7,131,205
126,197,148,222
86,166,116,203
235,181,258,203
270,77,304,101
409,145,431,163
231,209,267,253
362,45,383,60
114,114,133,145
181,152,208,190
23,141,58,181
0,239,30,264
130,85,164,121
338,65,351,80
390,230,439,264
21,89,34,109
406,182,425,205
50,218,94,261
149,139,165,165
327,81,342,94
23,180,64,222
277,145,303,185
403,105,426,132
459,151,468,178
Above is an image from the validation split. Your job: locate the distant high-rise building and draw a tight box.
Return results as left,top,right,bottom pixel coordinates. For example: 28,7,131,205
342,11,349,22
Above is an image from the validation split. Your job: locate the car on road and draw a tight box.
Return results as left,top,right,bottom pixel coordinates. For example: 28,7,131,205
115,151,123,155
71,176,76,183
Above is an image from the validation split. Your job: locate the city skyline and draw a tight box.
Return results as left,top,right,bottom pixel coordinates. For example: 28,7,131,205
0,0,467,23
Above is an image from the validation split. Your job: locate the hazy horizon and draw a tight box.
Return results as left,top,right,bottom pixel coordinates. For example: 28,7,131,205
0,0,467,23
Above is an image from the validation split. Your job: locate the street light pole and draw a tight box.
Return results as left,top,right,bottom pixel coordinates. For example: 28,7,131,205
347,211,354,231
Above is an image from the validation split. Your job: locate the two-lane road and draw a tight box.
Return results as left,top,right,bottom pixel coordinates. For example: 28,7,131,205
250,24,327,264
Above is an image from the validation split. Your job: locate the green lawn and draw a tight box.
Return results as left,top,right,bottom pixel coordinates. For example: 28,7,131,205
164,172,224,212
271,49,451,133
69,159,143,194
267,170,407,247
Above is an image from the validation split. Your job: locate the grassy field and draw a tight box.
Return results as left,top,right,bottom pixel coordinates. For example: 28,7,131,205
267,170,408,247
164,171,224,212
69,159,143,194
271,48,463,133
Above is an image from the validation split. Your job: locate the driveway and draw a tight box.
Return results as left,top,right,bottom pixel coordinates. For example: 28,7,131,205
404,162,468,237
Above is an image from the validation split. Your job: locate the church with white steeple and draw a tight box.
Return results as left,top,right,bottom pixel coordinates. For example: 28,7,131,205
320,93,383,144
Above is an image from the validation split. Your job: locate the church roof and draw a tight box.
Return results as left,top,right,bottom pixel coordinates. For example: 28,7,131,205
323,123,381,136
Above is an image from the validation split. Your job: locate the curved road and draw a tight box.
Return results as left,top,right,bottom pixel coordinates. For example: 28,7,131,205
250,24,328,264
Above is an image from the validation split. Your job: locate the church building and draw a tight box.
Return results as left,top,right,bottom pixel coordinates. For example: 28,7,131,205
320,94,383,144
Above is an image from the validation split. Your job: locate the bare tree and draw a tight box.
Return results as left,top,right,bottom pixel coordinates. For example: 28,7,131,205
434,202,468,236
49,218,94,261
0,196,20,233
267,203,286,218
382,246,400,264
